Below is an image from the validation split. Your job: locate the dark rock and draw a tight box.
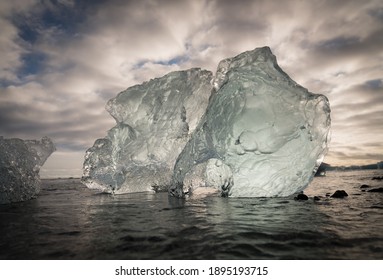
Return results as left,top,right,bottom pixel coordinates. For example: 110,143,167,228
367,187,383,193
295,193,309,200
325,193,331,197
313,196,321,201
331,190,348,198
372,176,383,181
315,162,329,177
360,184,371,189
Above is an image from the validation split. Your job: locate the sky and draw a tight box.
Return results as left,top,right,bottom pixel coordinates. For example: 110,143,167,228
0,0,382,178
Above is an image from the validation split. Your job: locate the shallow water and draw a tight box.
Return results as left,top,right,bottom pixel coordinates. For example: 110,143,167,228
1,170,383,259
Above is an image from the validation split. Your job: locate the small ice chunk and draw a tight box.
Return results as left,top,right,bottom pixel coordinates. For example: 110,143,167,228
0,136,55,204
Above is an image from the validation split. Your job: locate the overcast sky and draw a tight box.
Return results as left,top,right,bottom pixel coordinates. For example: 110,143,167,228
1,0,382,177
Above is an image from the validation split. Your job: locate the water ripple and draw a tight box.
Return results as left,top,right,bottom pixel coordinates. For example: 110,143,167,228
1,170,383,259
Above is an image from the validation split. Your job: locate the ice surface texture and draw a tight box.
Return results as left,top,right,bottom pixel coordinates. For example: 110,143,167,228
83,46,330,197
0,136,55,204
171,47,331,197
82,69,213,193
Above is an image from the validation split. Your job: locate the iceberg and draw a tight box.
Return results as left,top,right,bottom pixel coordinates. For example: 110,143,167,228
83,46,330,197
171,47,331,197
82,68,213,193
0,136,55,204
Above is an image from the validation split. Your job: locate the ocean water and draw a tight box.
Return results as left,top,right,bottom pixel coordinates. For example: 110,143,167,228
1,170,383,260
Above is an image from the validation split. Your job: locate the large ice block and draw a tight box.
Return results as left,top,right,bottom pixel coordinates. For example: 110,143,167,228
0,136,55,204
83,47,330,197
82,68,213,193
170,47,331,197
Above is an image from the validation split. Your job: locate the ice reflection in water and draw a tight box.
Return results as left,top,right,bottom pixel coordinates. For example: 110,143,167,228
1,170,383,259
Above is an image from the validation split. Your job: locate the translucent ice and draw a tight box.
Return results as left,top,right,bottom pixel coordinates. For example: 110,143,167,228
170,47,331,197
82,68,213,193
181,158,233,197
0,136,56,204
83,47,330,197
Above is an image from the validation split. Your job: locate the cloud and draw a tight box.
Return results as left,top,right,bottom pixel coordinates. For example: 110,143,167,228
1,0,382,176
327,149,383,165
0,0,38,83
